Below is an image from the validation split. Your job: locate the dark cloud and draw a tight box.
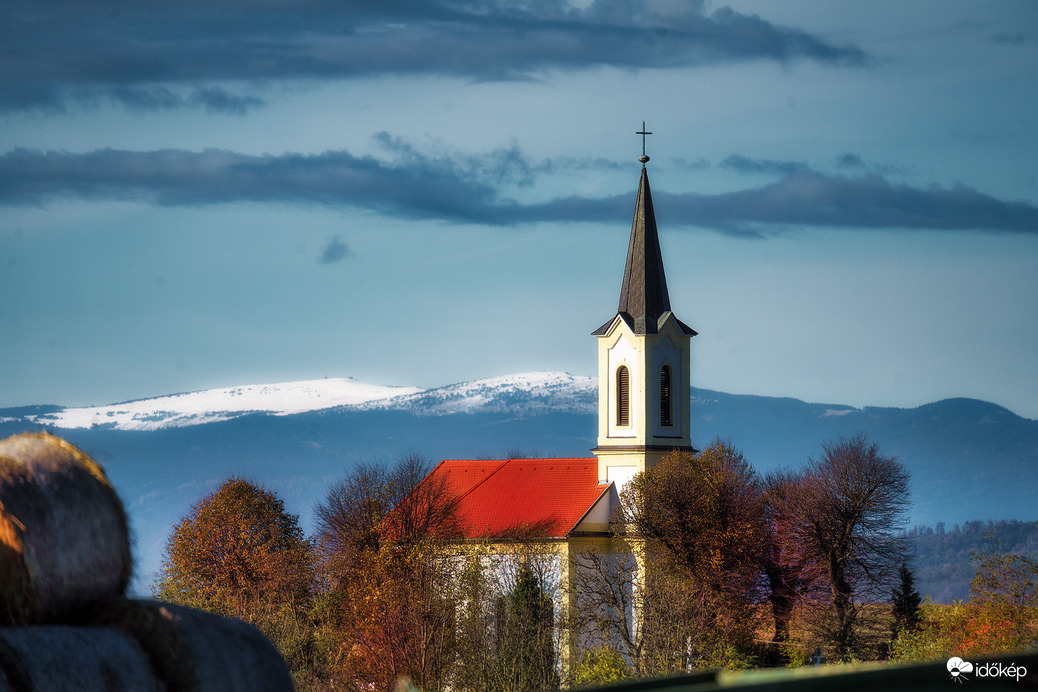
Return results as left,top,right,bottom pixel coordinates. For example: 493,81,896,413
989,32,1027,45
0,0,866,113
721,154,809,176
648,172,1038,237
103,86,263,114
835,153,866,169
3,144,1035,236
190,88,265,115
729,153,906,179
319,235,352,264
672,157,712,172
0,144,504,222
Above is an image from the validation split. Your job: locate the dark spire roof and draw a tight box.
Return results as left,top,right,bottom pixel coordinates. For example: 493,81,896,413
594,166,696,336
619,167,670,333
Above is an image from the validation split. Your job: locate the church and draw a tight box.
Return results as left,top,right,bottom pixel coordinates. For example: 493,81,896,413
420,145,697,668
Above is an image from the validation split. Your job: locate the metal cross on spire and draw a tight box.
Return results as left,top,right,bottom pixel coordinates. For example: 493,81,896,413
636,121,652,165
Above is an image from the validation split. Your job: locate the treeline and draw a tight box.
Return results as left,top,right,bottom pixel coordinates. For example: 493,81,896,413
890,549,1038,662
907,519,1038,603
599,436,912,670
155,457,564,692
154,435,931,690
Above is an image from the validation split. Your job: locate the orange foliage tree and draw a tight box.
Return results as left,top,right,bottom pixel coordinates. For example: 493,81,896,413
157,477,313,607
155,478,317,678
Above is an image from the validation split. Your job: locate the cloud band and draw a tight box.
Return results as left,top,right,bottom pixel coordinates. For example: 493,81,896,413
2,145,1035,236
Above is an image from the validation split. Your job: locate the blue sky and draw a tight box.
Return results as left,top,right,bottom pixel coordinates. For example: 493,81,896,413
2,0,1037,419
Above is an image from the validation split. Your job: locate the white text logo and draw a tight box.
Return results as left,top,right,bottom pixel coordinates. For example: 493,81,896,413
947,657,1028,683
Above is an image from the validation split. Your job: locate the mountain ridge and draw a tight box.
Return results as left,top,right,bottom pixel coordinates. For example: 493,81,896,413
6,371,1032,431
2,372,597,431
1,372,1034,595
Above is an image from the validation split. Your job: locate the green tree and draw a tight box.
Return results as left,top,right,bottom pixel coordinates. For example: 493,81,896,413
890,563,922,637
452,549,562,692
497,563,557,692
452,549,501,692
572,647,629,688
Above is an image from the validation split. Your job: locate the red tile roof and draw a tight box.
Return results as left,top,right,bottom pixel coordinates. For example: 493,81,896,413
427,458,611,539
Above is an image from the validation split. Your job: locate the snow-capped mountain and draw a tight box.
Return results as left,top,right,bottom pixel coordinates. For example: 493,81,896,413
362,372,596,417
19,378,422,431
18,372,596,431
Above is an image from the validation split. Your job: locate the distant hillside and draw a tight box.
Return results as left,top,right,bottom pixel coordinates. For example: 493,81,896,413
907,519,1038,603
691,391,1038,529
1,373,1035,595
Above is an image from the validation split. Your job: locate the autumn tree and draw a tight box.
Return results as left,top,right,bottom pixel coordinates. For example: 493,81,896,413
615,441,767,669
965,551,1038,653
157,477,313,607
155,478,316,675
788,435,911,660
313,454,461,691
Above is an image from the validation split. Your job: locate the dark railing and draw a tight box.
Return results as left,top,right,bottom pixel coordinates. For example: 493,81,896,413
579,652,1037,692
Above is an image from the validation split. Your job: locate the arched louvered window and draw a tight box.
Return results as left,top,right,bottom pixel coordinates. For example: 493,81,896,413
659,365,673,427
616,365,630,427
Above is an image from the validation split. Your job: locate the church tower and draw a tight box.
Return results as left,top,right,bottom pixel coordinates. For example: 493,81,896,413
592,151,696,488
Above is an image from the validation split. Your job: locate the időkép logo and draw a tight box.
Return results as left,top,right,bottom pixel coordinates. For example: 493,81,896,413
946,657,1027,683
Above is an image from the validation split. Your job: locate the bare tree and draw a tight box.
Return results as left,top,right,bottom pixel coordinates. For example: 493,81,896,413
572,543,642,672
315,453,461,575
761,471,824,652
313,454,462,691
789,435,911,659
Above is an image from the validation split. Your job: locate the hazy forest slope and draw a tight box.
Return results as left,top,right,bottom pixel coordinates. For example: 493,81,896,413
908,519,1038,603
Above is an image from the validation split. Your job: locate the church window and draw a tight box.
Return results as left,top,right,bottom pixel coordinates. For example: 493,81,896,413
616,366,630,427
659,365,673,427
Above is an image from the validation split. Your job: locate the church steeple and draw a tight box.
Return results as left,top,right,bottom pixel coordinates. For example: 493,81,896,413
592,139,696,487
617,167,679,335
594,166,696,339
